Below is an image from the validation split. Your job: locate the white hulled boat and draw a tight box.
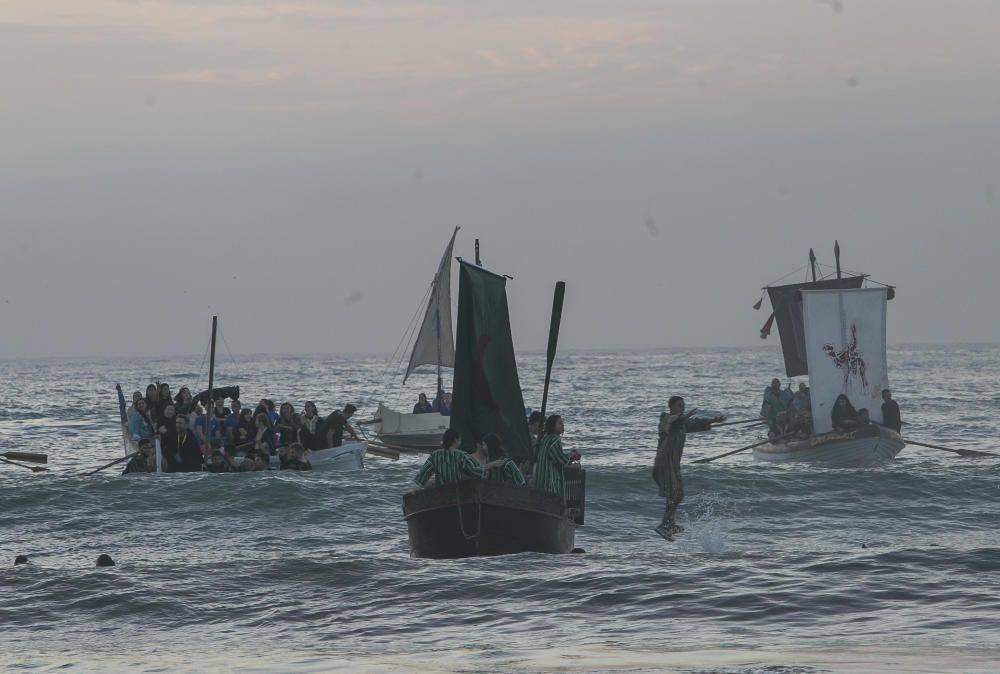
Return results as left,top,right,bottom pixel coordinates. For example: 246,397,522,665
753,244,905,466
370,228,458,451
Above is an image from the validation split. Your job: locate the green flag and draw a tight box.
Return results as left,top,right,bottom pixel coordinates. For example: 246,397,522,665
450,261,532,460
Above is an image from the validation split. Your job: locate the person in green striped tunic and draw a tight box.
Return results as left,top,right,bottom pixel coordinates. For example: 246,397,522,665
481,433,525,486
414,428,483,488
533,415,581,499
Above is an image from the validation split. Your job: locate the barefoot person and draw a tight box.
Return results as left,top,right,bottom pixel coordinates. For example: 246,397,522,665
654,396,723,541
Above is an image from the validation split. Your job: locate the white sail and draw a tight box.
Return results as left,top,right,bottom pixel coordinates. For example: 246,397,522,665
802,288,889,433
404,227,458,382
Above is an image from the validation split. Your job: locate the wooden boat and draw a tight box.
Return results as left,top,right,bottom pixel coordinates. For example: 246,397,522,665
753,424,904,466
754,243,904,465
115,316,371,474
370,228,458,452
404,466,585,558
306,441,367,470
403,248,585,558
372,403,448,452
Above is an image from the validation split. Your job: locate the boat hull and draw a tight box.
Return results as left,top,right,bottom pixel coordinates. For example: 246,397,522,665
403,480,576,558
307,442,367,471
753,424,905,466
373,403,449,452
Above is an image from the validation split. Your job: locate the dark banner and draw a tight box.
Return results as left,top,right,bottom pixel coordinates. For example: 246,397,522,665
767,276,865,376
450,261,532,460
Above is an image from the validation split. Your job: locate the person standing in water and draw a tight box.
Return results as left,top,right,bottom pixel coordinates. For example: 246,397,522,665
654,396,723,541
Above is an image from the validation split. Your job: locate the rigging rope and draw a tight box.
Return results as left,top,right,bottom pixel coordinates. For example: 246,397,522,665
218,328,241,382
193,332,212,392
369,281,434,404
761,262,810,288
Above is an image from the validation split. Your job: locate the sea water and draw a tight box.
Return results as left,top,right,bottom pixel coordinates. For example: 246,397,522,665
1,346,998,673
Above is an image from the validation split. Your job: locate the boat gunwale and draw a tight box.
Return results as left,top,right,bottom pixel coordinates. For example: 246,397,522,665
403,480,569,522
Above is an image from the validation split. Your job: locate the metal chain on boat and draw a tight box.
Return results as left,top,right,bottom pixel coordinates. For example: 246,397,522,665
455,485,482,541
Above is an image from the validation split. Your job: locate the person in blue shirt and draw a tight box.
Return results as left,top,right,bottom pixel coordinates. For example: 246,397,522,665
129,398,155,442
193,403,224,450
224,399,243,443
432,391,452,416
413,393,434,414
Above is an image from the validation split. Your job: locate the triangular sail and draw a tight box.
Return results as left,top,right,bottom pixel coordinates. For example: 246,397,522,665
404,227,459,383
802,288,889,433
767,276,865,376
450,260,532,460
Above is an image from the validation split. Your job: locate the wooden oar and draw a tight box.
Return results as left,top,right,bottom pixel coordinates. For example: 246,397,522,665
692,433,795,464
85,451,139,476
0,456,49,472
711,419,767,428
2,451,48,464
538,281,566,426
905,439,996,458
366,445,400,460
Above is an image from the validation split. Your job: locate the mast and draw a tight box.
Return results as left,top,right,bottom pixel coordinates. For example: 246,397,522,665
834,241,842,280
207,316,218,404
809,248,817,283
435,282,443,401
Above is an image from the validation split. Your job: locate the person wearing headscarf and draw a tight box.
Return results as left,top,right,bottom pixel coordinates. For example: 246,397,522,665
831,394,859,432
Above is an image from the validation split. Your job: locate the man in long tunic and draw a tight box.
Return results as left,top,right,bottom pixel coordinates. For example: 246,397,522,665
414,428,483,487
654,396,723,541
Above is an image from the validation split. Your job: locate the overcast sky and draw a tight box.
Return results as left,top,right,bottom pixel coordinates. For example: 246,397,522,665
2,1,998,358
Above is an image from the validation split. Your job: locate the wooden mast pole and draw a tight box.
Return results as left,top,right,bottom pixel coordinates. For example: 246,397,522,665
834,241,842,280
809,248,817,283
434,278,443,402
207,315,218,412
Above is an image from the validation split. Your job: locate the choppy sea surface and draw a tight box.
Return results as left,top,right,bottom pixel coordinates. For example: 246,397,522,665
1,346,999,673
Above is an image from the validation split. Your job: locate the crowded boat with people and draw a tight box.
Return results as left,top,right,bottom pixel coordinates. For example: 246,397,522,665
117,381,367,474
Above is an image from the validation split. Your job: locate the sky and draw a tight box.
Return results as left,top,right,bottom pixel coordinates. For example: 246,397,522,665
1,1,998,358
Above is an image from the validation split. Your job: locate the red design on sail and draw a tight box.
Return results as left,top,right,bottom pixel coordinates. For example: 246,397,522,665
473,335,499,410
823,324,868,389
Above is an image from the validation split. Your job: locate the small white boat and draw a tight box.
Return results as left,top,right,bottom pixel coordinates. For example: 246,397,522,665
753,424,904,466
372,227,458,452
306,442,367,471
372,403,448,452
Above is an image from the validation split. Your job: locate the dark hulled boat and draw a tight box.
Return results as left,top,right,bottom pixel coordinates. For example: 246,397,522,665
403,466,585,558
403,255,585,559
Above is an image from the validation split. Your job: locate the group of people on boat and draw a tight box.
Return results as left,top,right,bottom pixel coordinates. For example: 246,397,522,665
761,377,903,438
411,391,452,415
761,378,814,440
831,389,902,433
413,413,581,499
123,382,360,474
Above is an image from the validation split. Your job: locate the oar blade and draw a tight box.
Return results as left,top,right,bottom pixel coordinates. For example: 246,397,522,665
366,446,401,461
2,451,48,464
